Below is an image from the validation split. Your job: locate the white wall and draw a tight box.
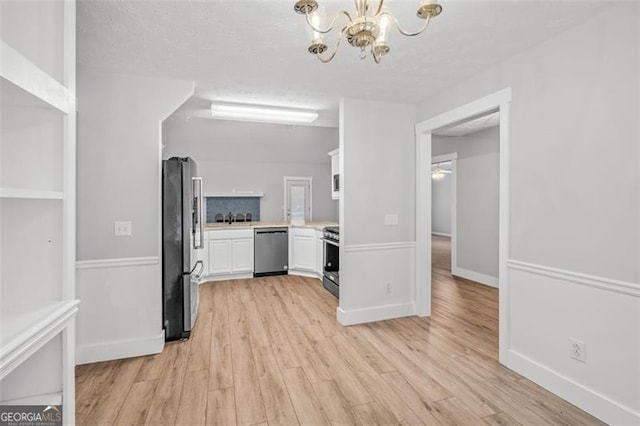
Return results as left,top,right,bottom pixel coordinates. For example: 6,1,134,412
434,127,499,280
162,115,338,222
417,5,639,424
339,98,416,324
76,68,193,363
0,0,63,82
431,172,451,235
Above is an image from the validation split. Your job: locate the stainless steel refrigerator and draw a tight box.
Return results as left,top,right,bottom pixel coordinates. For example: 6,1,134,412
162,157,204,341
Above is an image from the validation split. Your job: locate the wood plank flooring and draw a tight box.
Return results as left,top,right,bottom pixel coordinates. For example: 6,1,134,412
76,237,603,425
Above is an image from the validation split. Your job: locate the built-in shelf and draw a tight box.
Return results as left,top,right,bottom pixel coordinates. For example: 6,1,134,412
0,188,64,200
0,300,79,380
206,192,264,198
0,41,74,114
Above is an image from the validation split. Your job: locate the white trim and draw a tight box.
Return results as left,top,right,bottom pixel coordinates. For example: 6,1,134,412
336,302,415,326
508,260,640,297
0,392,62,406
76,330,165,365
288,270,322,279
283,177,313,222
432,153,458,163
0,301,79,380
200,272,254,282
205,192,264,198
431,232,451,238
0,41,74,114
76,256,159,269
415,87,512,364
416,88,512,134
0,188,64,199
506,349,640,425
452,266,498,288
343,242,416,253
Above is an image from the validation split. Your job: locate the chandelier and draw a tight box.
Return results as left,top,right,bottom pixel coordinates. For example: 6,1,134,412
293,0,443,64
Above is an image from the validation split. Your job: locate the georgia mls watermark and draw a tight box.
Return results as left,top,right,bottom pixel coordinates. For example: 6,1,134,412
0,405,62,426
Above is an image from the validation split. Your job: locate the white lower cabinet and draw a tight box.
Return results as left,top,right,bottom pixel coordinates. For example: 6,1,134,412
232,238,254,272
290,227,324,277
315,230,324,276
203,226,328,280
204,229,254,277
208,240,232,275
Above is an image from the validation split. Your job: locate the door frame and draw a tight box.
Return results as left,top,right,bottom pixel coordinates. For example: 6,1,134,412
283,176,313,222
415,88,511,364
432,153,458,273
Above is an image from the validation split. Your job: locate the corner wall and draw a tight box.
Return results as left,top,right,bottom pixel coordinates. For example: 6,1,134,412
417,5,639,423
434,126,499,284
339,98,417,324
76,68,193,363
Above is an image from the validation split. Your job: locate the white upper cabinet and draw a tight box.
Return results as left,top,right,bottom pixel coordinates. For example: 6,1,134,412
328,148,340,200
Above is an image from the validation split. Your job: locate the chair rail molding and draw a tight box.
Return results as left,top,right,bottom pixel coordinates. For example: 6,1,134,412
76,256,159,269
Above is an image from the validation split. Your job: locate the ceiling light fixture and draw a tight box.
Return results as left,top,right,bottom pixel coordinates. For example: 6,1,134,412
294,0,443,64
210,103,319,125
431,164,450,180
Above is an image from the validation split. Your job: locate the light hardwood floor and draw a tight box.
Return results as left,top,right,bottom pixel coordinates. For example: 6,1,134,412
76,236,602,425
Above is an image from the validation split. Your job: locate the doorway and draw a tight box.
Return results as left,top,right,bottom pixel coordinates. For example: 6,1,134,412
284,177,312,222
415,88,511,364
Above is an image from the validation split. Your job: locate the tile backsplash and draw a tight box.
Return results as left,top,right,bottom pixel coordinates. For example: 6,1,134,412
206,197,260,223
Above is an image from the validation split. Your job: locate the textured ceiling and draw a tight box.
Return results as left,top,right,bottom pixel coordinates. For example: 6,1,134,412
77,1,604,120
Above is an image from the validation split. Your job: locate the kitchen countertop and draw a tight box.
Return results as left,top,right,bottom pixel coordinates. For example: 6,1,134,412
204,221,337,231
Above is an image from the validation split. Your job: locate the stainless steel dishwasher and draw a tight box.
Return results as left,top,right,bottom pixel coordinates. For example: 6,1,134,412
254,227,289,277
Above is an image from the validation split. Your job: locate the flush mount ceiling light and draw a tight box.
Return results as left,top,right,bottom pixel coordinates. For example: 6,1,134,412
210,103,319,125
294,0,443,64
431,164,451,180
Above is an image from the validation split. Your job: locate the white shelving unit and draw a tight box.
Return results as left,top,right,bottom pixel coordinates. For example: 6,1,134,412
0,1,78,423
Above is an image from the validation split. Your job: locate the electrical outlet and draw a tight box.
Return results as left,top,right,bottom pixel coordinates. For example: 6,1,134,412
569,338,586,363
114,221,132,236
386,283,392,294
385,214,399,226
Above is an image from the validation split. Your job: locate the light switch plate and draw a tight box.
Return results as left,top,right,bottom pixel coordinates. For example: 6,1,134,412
114,221,132,236
385,214,399,226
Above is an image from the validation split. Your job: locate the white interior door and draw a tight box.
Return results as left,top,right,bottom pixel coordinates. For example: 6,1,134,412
285,178,312,222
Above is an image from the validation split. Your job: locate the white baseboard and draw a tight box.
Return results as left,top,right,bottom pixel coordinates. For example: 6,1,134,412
452,266,498,288
0,392,62,406
200,272,253,283
506,349,640,425
76,330,165,365
288,270,321,280
337,303,415,326
431,232,451,237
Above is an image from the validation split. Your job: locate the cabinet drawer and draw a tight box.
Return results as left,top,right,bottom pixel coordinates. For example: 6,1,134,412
206,229,253,240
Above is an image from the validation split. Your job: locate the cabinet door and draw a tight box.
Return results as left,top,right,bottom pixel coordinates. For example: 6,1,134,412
232,238,253,273
293,235,315,272
208,240,232,275
315,234,323,275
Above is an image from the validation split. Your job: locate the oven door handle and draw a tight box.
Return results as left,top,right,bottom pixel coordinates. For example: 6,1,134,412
323,239,339,247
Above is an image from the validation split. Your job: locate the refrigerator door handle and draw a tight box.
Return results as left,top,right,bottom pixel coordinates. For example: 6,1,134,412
190,260,204,278
192,177,204,249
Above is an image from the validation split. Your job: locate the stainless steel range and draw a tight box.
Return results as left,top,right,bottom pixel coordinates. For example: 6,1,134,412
322,226,339,298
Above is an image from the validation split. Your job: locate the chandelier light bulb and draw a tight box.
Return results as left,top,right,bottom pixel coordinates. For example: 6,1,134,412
294,0,443,64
